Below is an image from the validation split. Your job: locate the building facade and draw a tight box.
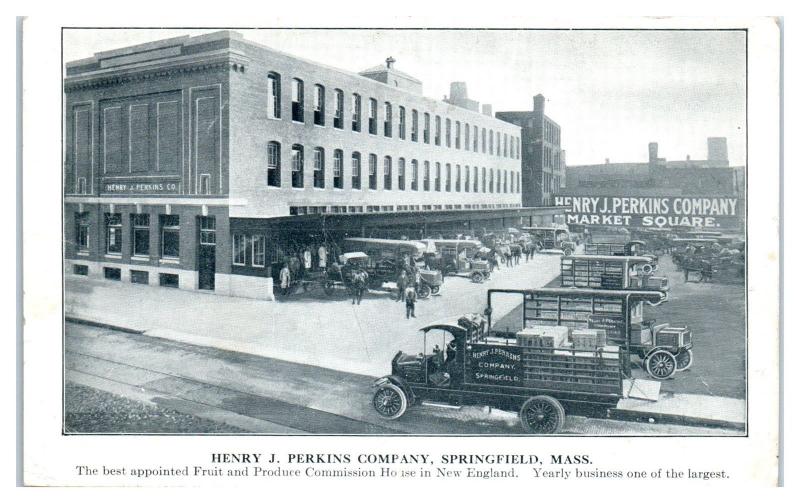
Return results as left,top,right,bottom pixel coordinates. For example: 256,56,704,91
496,94,564,207
64,31,560,300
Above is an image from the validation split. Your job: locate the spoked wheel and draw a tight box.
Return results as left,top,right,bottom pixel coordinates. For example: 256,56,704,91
645,350,677,380
470,272,484,283
675,349,694,371
372,383,407,420
323,280,335,296
416,283,432,299
430,286,440,295
519,395,565,434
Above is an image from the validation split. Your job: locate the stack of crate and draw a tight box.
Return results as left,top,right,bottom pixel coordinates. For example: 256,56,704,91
516,325,570,349
570,329,608,350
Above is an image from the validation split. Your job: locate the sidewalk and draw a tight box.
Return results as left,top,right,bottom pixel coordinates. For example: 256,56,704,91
66,254,563,377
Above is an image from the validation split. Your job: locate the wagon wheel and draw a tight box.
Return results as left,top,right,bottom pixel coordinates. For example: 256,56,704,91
323,280,336,296
675,349,694,371
470,271,484,283
644,350,677,380
372,383,407,420
519,395,565,435
430,285,440,295
416,283,431,299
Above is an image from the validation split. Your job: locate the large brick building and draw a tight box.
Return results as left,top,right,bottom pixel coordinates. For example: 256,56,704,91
496,94,564,207
64,31,563,300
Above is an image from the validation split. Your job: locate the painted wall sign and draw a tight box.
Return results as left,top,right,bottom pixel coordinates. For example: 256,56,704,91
466,344,523,385
588,313,626,342
554,195,741,229
101,178,181,195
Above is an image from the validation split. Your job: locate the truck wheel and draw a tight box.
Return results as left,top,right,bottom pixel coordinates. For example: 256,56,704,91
416,284,431,299
323,280,335,296
675,349,693,371
372,383,407,420
430,286,440,295
470,271,484,283
645,350,677,380
519,395,565,434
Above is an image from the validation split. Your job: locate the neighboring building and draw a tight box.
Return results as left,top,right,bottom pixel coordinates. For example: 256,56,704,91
64,31,561,300
496,94,564,207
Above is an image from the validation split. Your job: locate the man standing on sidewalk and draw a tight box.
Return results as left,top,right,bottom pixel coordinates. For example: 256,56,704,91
396,269,407,302
405,284,417,319
279,263,291,296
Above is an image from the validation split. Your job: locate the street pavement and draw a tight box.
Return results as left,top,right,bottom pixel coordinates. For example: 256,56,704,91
66,252,563,377
66,322,740,436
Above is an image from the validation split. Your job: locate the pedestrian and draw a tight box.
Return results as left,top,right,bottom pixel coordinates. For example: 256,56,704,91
488,250,498,272
318,243,327,271
396,269,407,302
279,262,291,296
405,284,417,319
303,247,313,272
352,268,367,305
684,266,691,283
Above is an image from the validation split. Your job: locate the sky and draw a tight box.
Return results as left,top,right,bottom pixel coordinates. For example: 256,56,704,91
63,28,746,166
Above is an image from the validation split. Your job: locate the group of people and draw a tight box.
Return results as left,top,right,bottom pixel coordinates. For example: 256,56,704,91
484,240,540,272
278,243,331,296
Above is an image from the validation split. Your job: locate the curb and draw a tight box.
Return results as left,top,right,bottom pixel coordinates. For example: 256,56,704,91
608,408,746,432
65,316,144,335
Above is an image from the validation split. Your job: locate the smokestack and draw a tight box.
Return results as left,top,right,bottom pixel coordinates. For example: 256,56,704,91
533,94,545,112
450,82,469,100
648,142,659,163
482,103,493,116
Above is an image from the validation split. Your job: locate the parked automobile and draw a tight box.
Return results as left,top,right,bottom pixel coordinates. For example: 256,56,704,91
419,239,491,283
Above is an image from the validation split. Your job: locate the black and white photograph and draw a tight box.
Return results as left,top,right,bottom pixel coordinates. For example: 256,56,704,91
60,27,748,436
17,14,783,489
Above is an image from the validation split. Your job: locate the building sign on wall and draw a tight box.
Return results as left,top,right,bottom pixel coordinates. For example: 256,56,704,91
466,344,523,385
554,195,741,228
101,177,181,195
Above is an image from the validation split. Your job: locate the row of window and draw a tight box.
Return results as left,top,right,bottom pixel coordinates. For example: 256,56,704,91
266,142,521,194
267,74,521,159
289,202,521,216
75,213,216,259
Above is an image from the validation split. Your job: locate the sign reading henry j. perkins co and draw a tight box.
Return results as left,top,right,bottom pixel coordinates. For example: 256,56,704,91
554,195,741,229
101,178,181,195
467,344,523,385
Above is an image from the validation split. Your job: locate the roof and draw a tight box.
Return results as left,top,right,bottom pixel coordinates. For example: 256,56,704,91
420,323,467,335
491,287,667,305
358,65,422,84
340,251,369,260
419,239,482,247
566,255,653,263
345,237,426,250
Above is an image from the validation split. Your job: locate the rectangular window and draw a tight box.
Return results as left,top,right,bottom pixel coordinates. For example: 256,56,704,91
314,84,325,126
233,234,247,266
73,264,89,276
435,116,441,145
445,164,452,192
473,166,479,192
161,215,180,259
497,132,502,156
132,214,150,257
291,79,304,122
464,123,470,151
455,164,461,192
75,212,89,252
465,165,470,192
333,89,344,129
474,126,478,151
267,73,281,119
384,156,392,190
252,235,266,267
398,107,406,139
411,160,418,191
199,174,211,195
504,133,508,157
351,153,361,189
314,148,325,188
105,213,122,255
435,163,441,191
199,216,216,245
482,167,486,192
291,146,304,188
411,110,419,142
490,169,494,193
369,154,378,190
130,270,149,284
482,128,487,153
423,113,430,143
368,98,378,135
159,273,179,288
384,102,392,137
77,177,87,195
489,130,494,155
267,142,281,187
104,267,121,281
455,121,461,149
333,150,343,189
398,158,406,190
351,94,361,132
445,119,451,147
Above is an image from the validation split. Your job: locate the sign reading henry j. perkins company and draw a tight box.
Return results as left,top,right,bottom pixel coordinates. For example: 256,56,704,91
554,195,742,229
467,344,523,385
101,178,181,195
